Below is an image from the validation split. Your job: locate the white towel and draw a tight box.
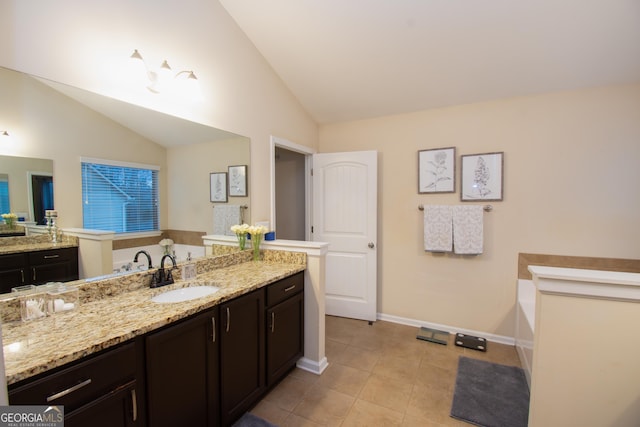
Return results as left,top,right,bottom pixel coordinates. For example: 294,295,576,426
453,205,484,255
213,205,242,236
423,205,453,252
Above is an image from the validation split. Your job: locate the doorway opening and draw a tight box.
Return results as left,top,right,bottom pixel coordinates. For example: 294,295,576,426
270,136,314,241
30,173,54,225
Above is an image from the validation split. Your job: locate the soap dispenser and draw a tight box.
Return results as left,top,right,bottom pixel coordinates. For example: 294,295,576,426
181,252,197,280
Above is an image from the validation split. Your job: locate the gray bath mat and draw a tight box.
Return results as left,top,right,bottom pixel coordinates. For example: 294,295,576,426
232,412,278,427
450,356,529,427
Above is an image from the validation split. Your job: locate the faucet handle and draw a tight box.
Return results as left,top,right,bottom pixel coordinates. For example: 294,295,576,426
150,271,159,288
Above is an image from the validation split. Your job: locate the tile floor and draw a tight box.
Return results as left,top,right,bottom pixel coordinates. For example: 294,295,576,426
251,315,523,426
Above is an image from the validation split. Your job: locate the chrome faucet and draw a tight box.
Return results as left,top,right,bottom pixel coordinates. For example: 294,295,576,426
152,254,177,288
133,250,153,270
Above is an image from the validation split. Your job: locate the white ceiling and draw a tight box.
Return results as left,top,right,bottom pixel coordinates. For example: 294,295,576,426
220,0,640,124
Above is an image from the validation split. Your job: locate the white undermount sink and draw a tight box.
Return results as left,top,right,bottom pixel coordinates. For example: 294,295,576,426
151,285,220,303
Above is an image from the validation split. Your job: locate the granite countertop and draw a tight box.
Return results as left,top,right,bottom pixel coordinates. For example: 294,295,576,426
2,260,305,385
0,241,78,255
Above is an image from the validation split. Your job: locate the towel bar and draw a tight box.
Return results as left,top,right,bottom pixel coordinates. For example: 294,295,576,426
418,204,492,212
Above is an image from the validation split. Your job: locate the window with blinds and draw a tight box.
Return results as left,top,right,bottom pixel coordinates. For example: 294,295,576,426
81,159,159,233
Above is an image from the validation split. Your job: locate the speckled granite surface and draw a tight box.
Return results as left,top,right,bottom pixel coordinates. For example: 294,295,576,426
0,234,78,255
2,249,306,385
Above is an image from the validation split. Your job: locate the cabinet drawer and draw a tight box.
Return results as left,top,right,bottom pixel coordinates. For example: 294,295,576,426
266,272,303,307
29,247,77,265
9,342,136,413
0,252,27,270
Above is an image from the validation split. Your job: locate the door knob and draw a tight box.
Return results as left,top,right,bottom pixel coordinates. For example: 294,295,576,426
368,242,375,249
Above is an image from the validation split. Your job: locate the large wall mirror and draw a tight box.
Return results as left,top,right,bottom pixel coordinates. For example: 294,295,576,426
0,66,250,288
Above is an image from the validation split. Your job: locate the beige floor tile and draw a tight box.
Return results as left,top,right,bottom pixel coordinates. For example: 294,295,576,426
250,400,291,425
405,383,455,425
415,361,457,392
315,363,370,397
281,413,325,427
293,384,355,426
325,338,348,361
341,399,404,427
358,373,413,413
333,344,381,372
263,372,316,411
372,354,421,384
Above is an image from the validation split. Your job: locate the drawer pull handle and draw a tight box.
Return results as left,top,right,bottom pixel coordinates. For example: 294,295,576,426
284,285,296,292
44,255,60,259
211,317,216,343
226,307,230,333
20,269,24,284
32,267,36,282
271,312,275,333
47,378,92,402
131,389,138,422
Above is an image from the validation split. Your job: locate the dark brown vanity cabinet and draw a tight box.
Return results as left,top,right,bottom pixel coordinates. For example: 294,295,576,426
29,247,79,285
219,288,265,427
9,341,141,427
145,307,219,427
265,271,304,387
0,247,79,293
0,252,27,293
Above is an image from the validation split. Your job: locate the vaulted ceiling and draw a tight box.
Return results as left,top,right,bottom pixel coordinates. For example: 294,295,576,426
220,0,640,124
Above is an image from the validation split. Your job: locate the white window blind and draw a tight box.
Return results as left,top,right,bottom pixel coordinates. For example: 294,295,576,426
81,159,159,233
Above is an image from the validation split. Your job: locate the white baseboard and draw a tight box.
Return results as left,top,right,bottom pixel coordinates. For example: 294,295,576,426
377,312,515,346
296,356,329,375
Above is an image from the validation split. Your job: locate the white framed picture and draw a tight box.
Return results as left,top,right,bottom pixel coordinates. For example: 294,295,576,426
461,152,504,201
418,147,456,193
209,172,228,202
228,165,248,197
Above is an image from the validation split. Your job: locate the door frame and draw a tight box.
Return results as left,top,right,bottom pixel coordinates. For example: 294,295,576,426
269,136,315,241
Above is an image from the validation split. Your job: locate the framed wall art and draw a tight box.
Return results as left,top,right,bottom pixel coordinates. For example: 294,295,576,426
460,152,504,201
209,172,228,203
418,147,456,193
228,165,248,197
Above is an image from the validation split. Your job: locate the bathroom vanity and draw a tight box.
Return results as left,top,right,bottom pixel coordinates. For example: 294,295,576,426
0,234,79,293
3,251,306,427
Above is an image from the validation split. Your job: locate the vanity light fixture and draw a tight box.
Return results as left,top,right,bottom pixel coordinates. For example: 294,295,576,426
130,49,199,95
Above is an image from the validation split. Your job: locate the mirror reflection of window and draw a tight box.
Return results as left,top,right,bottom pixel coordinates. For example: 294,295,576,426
0,173,9,214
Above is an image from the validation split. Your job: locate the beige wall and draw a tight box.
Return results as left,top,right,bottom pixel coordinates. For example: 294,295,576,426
167,138,250,233
319,84,640,337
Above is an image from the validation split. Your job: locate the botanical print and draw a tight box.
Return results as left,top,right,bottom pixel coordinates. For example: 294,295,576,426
461,152,503,201
210,172,227,202
419,147,455,193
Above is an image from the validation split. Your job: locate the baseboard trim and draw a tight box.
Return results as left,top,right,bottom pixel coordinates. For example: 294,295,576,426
377,313,515,346
296,356,329,375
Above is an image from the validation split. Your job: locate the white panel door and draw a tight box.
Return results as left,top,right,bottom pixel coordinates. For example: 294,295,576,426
312,151,377,321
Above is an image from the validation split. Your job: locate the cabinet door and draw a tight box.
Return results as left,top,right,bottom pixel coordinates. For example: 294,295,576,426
0,253,27,292
146,308,219,427
266,291,304,387
65,381,138,427
220,289,265,426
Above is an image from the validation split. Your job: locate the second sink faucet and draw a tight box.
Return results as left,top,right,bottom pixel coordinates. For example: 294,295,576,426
152,254,177,288
133,250,153,270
